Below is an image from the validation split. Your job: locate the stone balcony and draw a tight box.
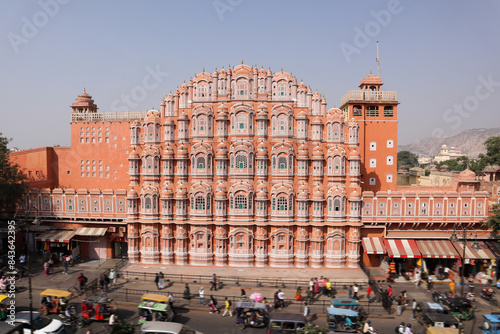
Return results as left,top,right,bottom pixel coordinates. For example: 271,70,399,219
341,90,397,106
71,111,147,123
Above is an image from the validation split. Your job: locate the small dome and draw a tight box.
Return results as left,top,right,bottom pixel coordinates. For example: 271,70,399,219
163,117,175,125
163,144,174,156
313,186,324,199
297,111,308,119
180,83,188,90
257,182,268,191
127,188,138,198
161,186,173,198
175,183,188,195
360,73,382,86
349,149,361,159
298,82,307,89
128,149,140,159
257,103,267,111
179,112,189,120
350,189,361,199
312,116,323,125
258,68,267,76
177,143,188,156
298,183,309,193
216,182,227,193
217,141,228,151
312,145,324,157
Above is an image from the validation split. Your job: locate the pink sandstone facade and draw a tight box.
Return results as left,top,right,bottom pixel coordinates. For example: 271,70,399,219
10,64,490,268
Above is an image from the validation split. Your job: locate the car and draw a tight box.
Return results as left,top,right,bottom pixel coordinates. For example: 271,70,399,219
268,312,307,334
415,302,461,329
140,321,203,334
9,311,64,334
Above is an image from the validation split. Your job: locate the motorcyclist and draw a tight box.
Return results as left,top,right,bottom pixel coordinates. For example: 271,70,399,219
65,306,76,321
395,322,405,333
362,320,376,334
404,323,413,334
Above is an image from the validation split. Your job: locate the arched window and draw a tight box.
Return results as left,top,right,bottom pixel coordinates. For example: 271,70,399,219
278,156,287,169
235,195,247,209
334,198,340,212
277,197,288,211
197,156,205,169
195,196,205,210
145,197,151,209
237,115,247,131
236,154,248,168
198,84,208,100
237,82,247,97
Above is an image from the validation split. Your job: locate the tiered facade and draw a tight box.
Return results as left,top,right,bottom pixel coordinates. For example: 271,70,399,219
11,64,490,268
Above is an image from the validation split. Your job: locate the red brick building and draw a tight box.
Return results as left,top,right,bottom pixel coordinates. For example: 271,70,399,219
10,64,491,269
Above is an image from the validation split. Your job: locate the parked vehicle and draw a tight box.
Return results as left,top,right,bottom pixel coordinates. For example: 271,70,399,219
138,293,174,325
431,292,474,321
481,286,499,306
78,293,116,328
40,289,72,315
235,301,269,329
9,311,65,334
327,307,363,332
415,302,462,330
268,312,307,334
140,321,203,334
482,314,500,334
330,298,367,321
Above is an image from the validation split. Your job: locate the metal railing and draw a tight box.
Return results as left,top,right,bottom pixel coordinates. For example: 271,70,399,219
341,90,397,105
71,111,147,123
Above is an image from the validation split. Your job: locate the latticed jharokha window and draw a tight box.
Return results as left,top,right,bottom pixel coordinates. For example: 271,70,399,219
277,197,287,211
197,156,205,169
278,156,287,169
235,195,247,209
195,196,205,210
235,154,248,168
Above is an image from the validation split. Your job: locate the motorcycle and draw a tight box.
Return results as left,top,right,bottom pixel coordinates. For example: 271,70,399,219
480,286,498,306
464,292,475,305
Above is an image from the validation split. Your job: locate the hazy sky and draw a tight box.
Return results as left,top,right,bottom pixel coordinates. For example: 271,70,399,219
1,1,499,150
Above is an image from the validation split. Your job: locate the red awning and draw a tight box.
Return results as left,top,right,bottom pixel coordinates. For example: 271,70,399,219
362,237,387,254
36,230,75,243
384,239,421,258
416,240,460,259
452,241,496,259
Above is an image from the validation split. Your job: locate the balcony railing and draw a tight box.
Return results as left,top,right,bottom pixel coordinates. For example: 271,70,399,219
341,90,397,105
72,111,148,123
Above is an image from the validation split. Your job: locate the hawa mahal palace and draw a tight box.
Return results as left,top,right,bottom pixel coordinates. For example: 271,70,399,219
11,64,491,268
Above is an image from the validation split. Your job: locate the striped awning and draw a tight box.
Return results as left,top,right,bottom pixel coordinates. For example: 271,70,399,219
416,240,460,259
384,239,421,258
452,241,496,259
362,237,387,254
486,242,500,259
36,230,75,243
75,227,108,236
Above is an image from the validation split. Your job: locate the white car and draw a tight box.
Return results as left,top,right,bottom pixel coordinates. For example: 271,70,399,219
140,321,203,334
10,311,64,334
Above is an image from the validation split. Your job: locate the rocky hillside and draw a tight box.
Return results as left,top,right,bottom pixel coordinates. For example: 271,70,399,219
398,128,500,158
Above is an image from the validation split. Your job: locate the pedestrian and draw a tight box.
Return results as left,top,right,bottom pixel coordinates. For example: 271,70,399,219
99,275,105,293
396,296,402,316
103,273,109,292
314,278,319,295
222,297,233,317
278,289,285,309
158,272,165,290
168,292,176,315
401,290,407,306
273,291,279,309
78,273,87,291
295,287,303,301
210,273,217,291
63,256,69,275
199,287,205,305
183,283,191,300
412,299,416,319
388,285,393,297
154,273,159,289
48,257,54,274
303,302,310,320
353,284,359,300
367,285,372,302
109,311,118,325
348,285,353,299
240,288,246,300
318,276,325,295
109,268,116,287
44,261,50,276
308,278,314,296
449,281,456,296
325,279,332,297
209,295,218,314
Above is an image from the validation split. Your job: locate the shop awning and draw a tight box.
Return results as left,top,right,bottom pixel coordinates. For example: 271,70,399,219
384,239,421,258
36,230,75,243
75,227,108,236
452,241,496,259
416,240,460,259
485,241,500,259
362,237,387,254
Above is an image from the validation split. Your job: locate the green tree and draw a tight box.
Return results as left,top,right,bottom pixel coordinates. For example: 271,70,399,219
484,204,500,232
474,136,500,172
397,150,419,168
297,325,329,334
437,156,470,172
0,133,27,218
109,320,135,334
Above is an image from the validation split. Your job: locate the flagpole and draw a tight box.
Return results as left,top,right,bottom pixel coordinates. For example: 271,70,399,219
376,41,380,77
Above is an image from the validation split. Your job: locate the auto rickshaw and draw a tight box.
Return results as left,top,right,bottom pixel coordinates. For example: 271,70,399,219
482,314,500,334
427,327,460,334
447,298,474,321
327,307,363,332
330,298,367,321
40,289,72,315
235,301,269,330
0,295,8,320
138,293,173,325
78,293,116,328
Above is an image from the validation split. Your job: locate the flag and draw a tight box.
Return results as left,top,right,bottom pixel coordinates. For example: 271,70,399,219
417,258,422,267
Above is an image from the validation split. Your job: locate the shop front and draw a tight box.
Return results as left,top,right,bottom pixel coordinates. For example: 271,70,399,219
74,227,108,260
35,229,78,264
361,237,386,267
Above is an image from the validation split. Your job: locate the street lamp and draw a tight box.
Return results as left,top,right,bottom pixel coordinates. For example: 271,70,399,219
450,225,481,298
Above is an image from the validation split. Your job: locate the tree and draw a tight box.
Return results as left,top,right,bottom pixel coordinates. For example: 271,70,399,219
484,204,500,232
397,150,419,168
0,133,27,218
109,320,135,334
474,136,500,172
437,156,469,172
297,325,329,334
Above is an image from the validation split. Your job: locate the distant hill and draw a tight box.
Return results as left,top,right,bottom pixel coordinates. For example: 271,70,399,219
398,128,500,158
